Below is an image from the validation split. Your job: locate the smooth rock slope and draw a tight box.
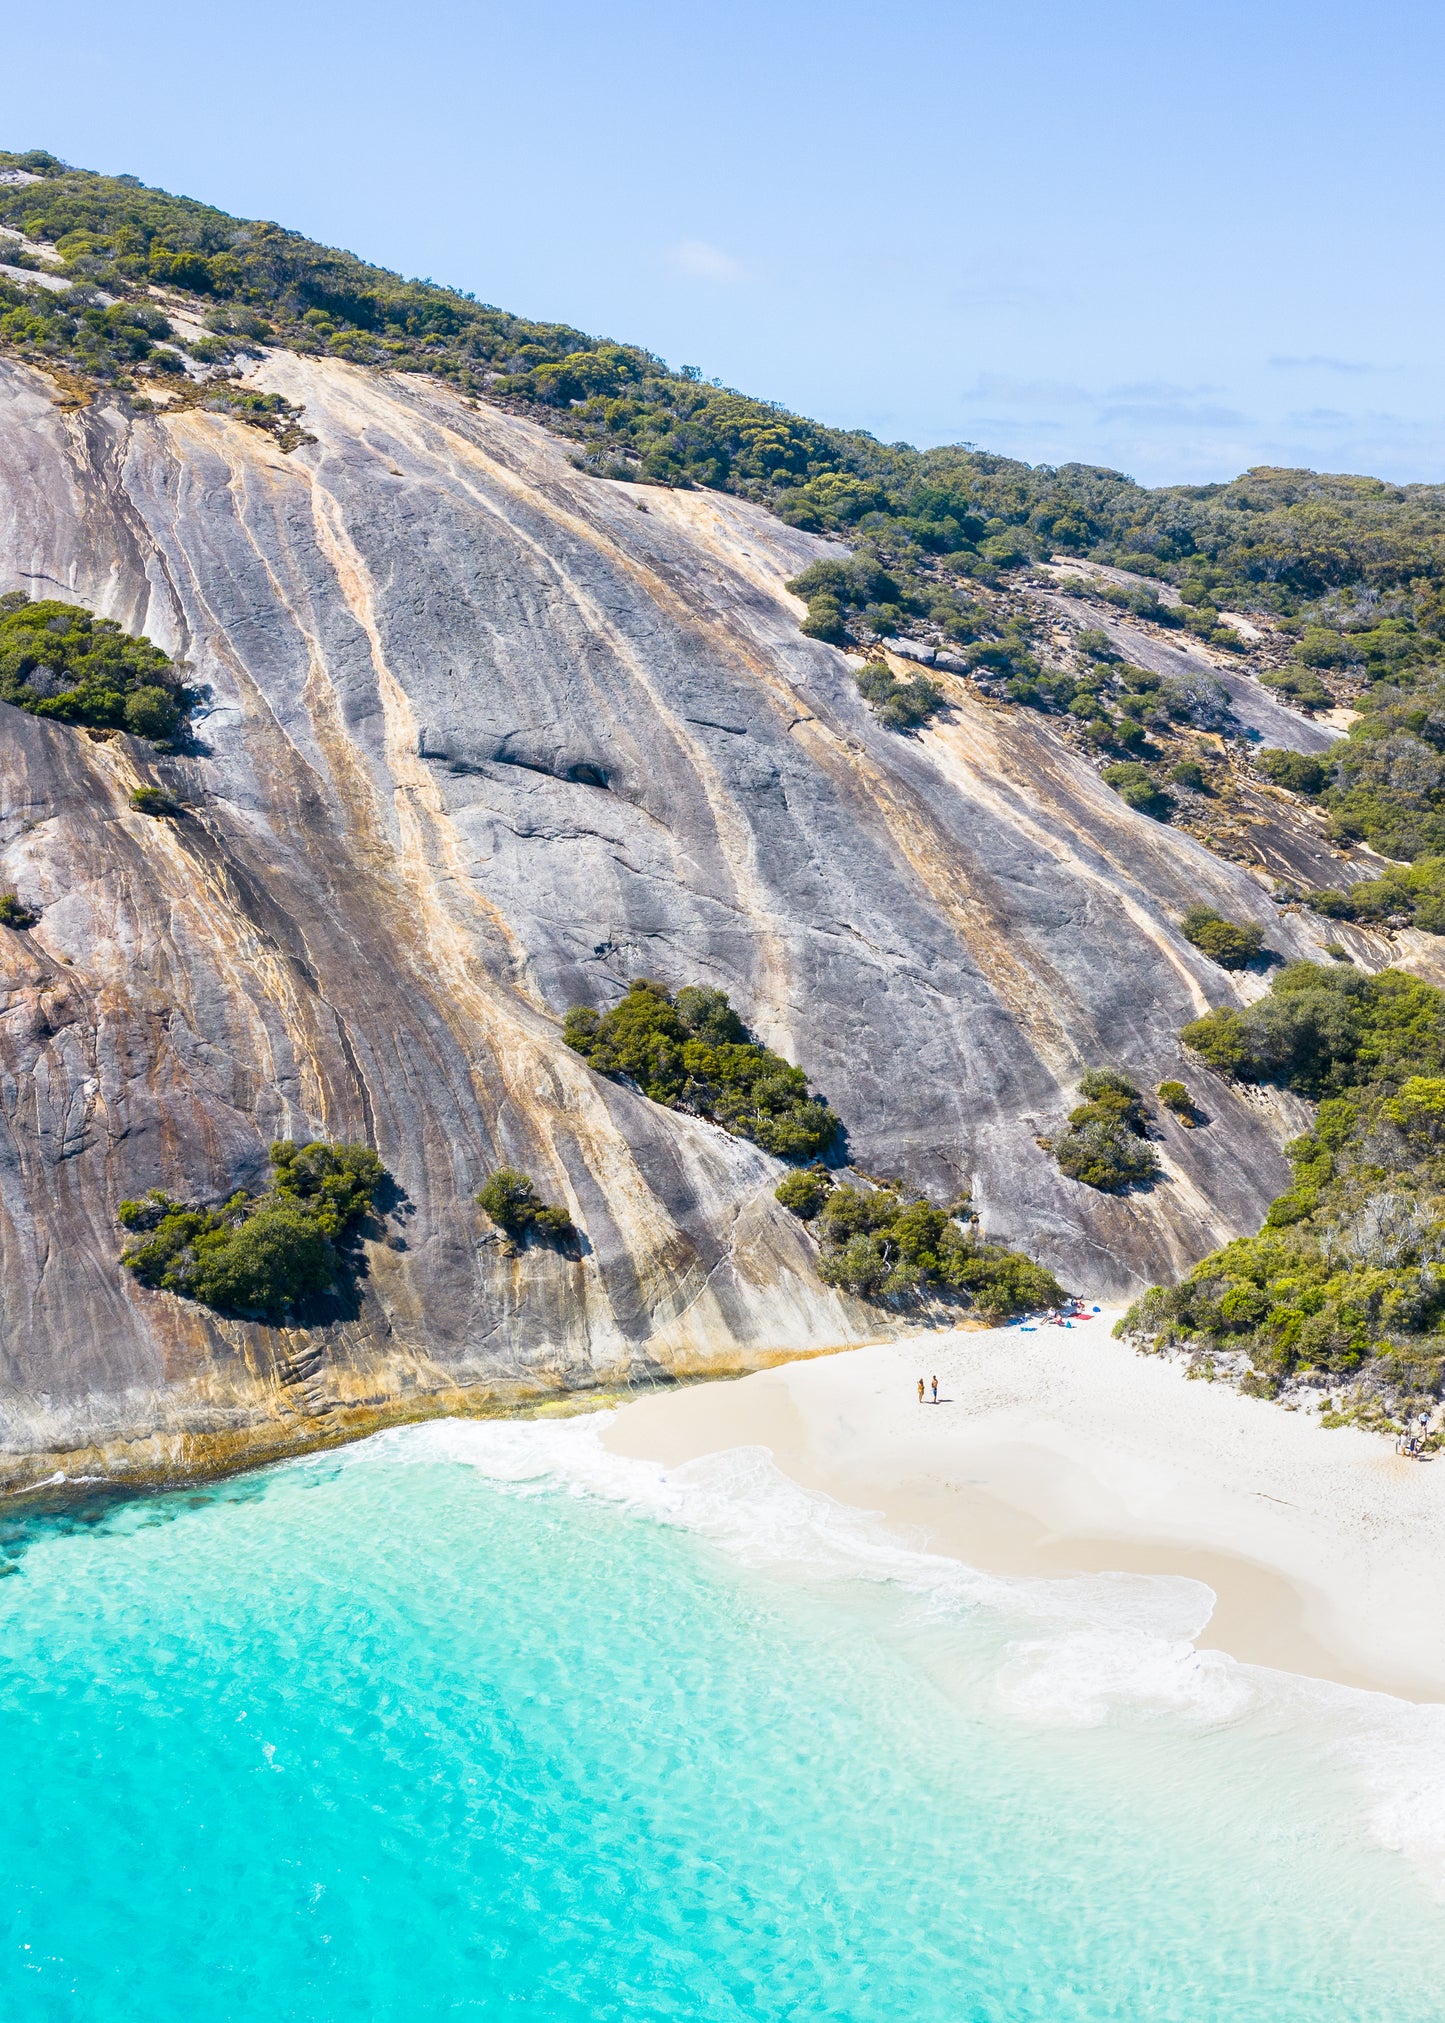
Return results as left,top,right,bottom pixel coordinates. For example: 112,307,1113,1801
0,352,1371,1485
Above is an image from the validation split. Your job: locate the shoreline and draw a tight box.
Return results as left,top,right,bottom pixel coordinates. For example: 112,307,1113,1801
603,1309,1445,1703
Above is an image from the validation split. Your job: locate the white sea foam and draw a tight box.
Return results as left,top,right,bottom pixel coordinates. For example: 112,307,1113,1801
348,1412,1445,1895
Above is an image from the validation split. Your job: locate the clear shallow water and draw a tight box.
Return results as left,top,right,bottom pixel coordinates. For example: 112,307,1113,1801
4,1419,1445,2020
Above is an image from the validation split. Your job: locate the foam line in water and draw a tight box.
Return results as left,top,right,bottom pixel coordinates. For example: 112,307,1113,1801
341,1413,1445,1896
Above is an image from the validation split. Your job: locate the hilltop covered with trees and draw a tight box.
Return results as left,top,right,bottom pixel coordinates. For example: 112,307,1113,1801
8,147,1445,625
9,149,1445,922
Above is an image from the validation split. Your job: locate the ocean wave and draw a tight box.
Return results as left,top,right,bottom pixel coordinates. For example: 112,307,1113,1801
348,1413,1445,1896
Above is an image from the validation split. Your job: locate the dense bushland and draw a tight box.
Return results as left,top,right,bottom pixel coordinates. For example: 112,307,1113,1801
564,979,840,1160
118,1140,386,1321
775,1171,1063,1316
1049,1069,1161,1191
0,593,190,743
1127,965,1445,1417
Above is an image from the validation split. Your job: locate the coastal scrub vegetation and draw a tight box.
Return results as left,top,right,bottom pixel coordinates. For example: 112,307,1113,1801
1180,905,1265,969
1309,858,1445,936
0,893,36,928
1262,674,1445,836
118,1139,386,1322
1126,964,1445,1421
476,1168,575,1246
775,1170,1064,1316
564,979,840,1160
0,593,191,744
1048,1069,1161,1191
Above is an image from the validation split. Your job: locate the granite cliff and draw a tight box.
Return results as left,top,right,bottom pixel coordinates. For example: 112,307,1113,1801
0,350,1427,1489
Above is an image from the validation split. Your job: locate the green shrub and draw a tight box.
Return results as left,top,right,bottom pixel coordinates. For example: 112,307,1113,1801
1180,905,1265,969
854,659,944,731
1168,759,1206,791
1051,1069,1160,1190
118,1139,386,1321
811,1183,1062,1314
1259,664,1332,710
129,786,179,815
565,979,840,1161
476,1167,574,1243
1256,747,1327,795
1293,626,1355,668
1157,1079,1194,1119
800,594,847,643
1100,762,1171,819
1076,627,1116,661
0,594,190,744
0,892,36,927
775,1168,833,1219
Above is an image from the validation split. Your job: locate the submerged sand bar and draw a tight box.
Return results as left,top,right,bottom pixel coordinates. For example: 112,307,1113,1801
604,1310,1445,1703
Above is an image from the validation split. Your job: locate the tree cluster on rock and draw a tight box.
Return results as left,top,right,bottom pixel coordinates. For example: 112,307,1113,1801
775,1170,1064,1317
853,658,944,732
565,980,840,1161
118,1140,386,1322
0,594,191,745
1100,761,1172,820
1048,1069,1161,1191
476,1168,575,1247
1180,905,1265,970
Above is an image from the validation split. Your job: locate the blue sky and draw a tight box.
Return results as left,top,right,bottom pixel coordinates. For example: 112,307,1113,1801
9,0,1442,485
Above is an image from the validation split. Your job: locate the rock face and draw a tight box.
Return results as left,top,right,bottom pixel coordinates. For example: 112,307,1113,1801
0,352,1382,1487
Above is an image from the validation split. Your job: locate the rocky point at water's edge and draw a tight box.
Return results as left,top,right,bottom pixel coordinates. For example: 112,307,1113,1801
0,349,1433,1492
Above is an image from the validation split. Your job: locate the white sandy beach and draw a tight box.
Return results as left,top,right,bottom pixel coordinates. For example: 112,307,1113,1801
604,1310,1445,1702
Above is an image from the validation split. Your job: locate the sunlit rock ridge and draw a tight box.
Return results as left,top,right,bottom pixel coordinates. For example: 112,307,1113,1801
0,351,1353,1486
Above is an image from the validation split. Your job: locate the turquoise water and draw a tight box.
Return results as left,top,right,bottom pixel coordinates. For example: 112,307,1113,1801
4,1418,1445,2020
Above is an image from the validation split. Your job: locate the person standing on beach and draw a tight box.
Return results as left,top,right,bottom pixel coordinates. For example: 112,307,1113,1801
931,1375,938,1404
918,1378,925,1404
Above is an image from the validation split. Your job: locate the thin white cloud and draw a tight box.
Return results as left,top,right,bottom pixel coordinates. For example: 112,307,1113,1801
668,239,747,282
1269,354,1374,374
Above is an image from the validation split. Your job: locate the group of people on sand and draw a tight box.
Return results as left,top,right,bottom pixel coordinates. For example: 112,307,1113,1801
918,1376,938,1405
1396,1417,1434,1459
